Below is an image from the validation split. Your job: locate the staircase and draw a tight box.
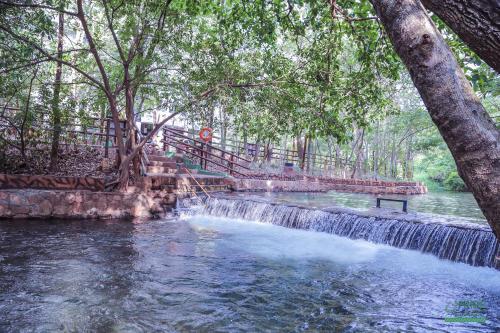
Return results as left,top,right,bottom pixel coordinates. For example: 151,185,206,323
141,150,232,193
147,154,183,175
133,122,239,194
162,126,251,177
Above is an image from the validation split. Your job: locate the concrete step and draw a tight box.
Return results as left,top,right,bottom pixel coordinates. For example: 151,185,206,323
146,174,177,191
148,155,174,162
148,155,169,162
160,184,176,191
189,184,230,192
177,168,197,174
147,166,178,174
176,174,227,186
146,173,177,178
149,155,186,164
147,160,178,168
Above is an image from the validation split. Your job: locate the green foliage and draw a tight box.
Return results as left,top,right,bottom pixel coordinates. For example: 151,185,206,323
413,144,466,192
0,0,497,188
444,171,467,192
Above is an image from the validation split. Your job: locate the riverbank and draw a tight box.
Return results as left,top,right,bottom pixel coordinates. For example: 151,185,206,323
233,177,427,194
0,189,175,220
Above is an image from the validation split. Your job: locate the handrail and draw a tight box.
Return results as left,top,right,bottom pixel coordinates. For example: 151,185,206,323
161,135,247,177
164,126,335,165
164,126,252,164
183,167,211,198
161,138,247,177
163,130,251,169
165,126,306,158
163,133,250,171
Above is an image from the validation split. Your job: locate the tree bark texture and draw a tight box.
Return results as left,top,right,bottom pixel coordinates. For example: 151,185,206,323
421,0,500,73
370,0,500,237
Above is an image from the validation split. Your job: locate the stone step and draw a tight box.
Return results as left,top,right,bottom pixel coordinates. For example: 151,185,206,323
148,155,172,162
178,168,197,174
189,184,230,191
147,166,178,174
146,173,178,178
147,160,178,168
160,184,176,191
176,175,228,186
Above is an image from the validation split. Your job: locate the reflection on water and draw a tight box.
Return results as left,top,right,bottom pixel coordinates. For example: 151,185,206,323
1,217,499,332
241,191,486,222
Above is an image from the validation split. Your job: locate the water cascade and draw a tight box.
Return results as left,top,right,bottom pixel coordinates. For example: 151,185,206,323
181,196,499,268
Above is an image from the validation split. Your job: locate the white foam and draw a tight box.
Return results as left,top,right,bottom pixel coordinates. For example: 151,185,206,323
184,215,500,292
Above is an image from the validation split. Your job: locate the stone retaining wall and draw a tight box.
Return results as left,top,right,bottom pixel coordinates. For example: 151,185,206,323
0,174,105,191
232,178,427,194
0,189,175,220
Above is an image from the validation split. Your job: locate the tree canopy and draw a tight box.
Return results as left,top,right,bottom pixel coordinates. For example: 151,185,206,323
0,0,498,196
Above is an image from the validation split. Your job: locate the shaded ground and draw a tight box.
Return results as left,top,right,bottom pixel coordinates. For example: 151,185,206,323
0,146,116,178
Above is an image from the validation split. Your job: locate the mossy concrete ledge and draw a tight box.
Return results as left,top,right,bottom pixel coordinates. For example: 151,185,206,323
0,189,176,220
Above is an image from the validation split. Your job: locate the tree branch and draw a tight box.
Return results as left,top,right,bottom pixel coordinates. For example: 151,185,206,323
0,48,90,74
76,0,113,95
102,0,126,63
0,1,78,16
0,24,104,89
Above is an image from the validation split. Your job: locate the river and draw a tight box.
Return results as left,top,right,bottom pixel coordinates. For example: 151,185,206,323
0,216,498,332
231,191,486,222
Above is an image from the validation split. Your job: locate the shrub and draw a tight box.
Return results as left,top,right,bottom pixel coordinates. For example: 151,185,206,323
444,171,467,191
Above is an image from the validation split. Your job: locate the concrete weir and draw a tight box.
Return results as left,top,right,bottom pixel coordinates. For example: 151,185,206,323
180,195,500,269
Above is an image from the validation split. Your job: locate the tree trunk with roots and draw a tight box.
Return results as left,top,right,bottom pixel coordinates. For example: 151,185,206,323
421,0,500,73
370,0,500,238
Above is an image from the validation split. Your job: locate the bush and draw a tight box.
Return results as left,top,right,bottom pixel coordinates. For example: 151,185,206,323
443,171,467,191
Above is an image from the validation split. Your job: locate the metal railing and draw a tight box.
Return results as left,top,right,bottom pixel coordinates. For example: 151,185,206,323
163,126,339,172
162,127,249,177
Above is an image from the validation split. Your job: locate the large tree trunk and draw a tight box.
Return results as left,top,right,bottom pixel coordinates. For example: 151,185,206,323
49,12,64,171
421,0,500,73
370,0,500,238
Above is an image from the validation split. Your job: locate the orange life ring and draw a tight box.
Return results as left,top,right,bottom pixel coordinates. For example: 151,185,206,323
199,127,213,142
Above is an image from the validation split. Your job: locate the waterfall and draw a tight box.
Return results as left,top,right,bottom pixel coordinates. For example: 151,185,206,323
180,196,500,268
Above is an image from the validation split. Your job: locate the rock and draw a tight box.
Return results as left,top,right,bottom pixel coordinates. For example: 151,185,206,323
66,193,76,204
39,200,53,216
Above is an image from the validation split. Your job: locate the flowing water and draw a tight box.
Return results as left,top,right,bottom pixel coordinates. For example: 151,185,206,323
183,197,498,268
228,191,486,222
1,216,499,332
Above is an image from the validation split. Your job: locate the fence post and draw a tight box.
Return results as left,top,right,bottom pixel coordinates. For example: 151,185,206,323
199,142,204,169
162,128,167,151
229,155,234,176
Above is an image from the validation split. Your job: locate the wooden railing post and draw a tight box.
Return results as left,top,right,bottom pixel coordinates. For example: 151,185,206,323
200,142,204,169
229,155,234,176
162,128,167,151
